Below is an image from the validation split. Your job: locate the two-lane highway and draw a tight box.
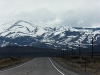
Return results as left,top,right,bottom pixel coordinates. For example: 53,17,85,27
0,57,80,75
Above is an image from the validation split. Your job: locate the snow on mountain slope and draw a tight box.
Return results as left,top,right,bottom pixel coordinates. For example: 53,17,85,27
0,20,100,49
0,20,48,38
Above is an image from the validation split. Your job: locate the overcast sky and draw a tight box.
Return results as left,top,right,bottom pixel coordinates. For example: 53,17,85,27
0,0,100,27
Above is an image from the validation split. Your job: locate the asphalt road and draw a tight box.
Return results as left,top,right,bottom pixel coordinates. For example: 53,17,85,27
0,57,80,75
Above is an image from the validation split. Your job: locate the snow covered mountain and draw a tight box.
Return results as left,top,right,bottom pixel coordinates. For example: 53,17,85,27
0,20,100,50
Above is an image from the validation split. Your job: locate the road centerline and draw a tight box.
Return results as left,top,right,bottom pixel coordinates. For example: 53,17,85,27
23,60,40,75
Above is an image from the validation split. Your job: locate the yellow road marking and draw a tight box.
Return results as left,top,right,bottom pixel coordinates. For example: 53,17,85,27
23,61,39,75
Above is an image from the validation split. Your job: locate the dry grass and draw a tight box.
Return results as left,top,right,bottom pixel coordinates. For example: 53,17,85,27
55,56,100,75
0,57,31,69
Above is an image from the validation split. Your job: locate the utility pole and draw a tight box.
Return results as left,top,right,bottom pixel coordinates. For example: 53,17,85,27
79,40,81,57
72,44,73,56
71,36,74,57
67,49,68,56
91,37,94,59
63,50,64,57
61,50,64,62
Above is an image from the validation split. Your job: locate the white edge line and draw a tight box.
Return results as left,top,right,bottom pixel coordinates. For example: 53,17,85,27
49,58,65,75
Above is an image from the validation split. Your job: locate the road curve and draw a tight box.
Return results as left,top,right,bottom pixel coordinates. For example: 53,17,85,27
0,57,80,75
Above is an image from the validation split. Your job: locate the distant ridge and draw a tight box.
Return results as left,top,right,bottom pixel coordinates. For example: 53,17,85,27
0,20,100,50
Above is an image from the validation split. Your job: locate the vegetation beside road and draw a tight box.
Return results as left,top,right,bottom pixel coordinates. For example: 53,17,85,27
0,57,31,69
55,56,100,75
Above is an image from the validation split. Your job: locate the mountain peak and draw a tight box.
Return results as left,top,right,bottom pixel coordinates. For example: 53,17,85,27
14,20,32,26
0,20,100,49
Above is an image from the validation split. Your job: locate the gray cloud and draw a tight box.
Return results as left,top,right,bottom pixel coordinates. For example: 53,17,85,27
0,0,100,27
18,8,56,22
57,7,100,27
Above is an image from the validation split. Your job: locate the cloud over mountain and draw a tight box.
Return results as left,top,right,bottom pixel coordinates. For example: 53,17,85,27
0,0,100,27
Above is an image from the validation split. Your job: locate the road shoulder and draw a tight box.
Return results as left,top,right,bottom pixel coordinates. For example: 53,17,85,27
52,57,90,75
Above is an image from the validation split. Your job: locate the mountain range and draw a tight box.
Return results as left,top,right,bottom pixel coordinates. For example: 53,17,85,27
0,20,100,50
